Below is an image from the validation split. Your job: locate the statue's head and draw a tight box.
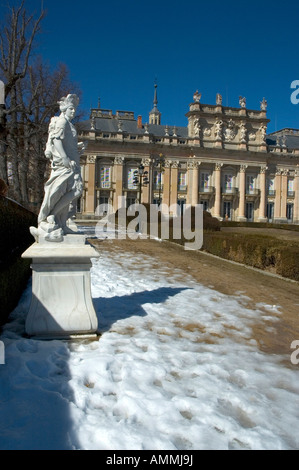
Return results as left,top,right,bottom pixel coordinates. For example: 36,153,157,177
58,94,79,112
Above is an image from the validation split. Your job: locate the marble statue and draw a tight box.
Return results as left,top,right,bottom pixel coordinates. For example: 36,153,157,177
30,94,85,243
214,119,223,140
193,90,201,103
239,96,246,108
193,118,201,137
216,93,222,105
260,97,267,111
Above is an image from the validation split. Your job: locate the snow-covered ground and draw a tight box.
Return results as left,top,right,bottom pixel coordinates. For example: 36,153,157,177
0,243,299,450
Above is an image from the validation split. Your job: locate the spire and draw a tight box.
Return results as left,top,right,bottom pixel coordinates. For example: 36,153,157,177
149,81,161,125
153,82,158,108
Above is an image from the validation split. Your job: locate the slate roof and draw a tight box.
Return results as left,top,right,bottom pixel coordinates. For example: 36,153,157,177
80,117,189,138
266,131,299,150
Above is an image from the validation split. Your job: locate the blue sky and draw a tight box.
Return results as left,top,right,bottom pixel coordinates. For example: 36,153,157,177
2,0,299,133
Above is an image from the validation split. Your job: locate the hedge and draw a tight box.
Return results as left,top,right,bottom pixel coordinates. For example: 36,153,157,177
201,232,299,282
0,196,37,325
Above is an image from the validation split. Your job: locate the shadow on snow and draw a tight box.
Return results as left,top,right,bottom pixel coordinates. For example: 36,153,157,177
93,286,189,332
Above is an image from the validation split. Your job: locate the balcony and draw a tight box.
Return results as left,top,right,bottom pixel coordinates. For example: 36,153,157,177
267,189,276,197
178,185,188,193
222,187,239,195
245,189,260,197
287,191,295,198
199,186,215,194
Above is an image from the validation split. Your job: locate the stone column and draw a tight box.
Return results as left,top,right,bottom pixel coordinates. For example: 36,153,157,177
280,169,288,222
294,168,299,224
186,162,193,205
162,160,171,209
258,165,267,222
237,164,247,221
113,156,124,211
85,155,96,214
274,170,281,221
170,160,179,215
214,162,222,219
192,162,200,206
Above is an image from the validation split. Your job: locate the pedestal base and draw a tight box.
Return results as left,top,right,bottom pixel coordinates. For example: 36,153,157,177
22,235,100,339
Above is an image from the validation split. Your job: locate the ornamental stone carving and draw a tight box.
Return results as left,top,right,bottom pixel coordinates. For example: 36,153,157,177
215,162,223,171
193,118,201,137
164,160,172,168
214,119,223,140
117,119,123,132
114,156,124,165
239,96,246,108
193,90,201,102
216,93,222,105
224,119,236,141
203,127,211,137
141,157,151,166
187,161,201,170
87,155,96,164
240,164,248,173
260,165,268,174
172,160,180,169
281,135,287,147
259,125,267,142
260,98,267,111
239,121,247,142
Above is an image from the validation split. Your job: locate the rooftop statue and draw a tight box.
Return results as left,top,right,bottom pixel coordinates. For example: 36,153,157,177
30,94,85,242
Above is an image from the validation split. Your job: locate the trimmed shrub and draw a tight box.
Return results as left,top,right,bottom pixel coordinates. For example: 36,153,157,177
201,231,299,281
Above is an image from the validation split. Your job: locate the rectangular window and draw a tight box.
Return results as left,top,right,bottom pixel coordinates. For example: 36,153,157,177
200,172,210,191
246,175,255,194
127,168,137,190
267,178,275,196
288,179,294,192
288,179,294,197
100,166,111,189
178,171,187,191
153,171,163,190
224,174,233,192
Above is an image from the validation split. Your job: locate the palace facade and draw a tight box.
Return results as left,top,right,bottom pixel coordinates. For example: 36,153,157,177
78,87,299,224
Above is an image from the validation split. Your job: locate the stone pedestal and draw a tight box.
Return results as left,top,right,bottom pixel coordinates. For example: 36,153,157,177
22,235,100,339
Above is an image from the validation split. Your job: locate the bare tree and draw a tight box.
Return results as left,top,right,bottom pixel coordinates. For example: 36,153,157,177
0,1,45,192
0,2,84,209
17,59,82,208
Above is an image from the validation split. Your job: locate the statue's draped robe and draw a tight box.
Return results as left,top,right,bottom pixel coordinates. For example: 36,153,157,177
38,115,82,224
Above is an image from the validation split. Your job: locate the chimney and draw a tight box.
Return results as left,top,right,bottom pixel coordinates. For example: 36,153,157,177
137,115,142,129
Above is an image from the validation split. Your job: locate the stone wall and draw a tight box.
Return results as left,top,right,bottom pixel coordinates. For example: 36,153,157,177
0,196,37,325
